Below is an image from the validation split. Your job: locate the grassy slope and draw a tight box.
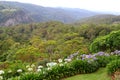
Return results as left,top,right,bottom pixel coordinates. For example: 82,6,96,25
64,68,111,80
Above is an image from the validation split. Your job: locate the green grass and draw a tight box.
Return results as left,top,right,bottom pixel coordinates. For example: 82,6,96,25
63,68,111,80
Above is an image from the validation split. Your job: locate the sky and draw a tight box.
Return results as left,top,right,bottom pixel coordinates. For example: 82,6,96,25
1,0,120,13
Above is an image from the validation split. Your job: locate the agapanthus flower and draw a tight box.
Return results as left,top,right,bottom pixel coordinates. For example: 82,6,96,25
0,70,4,75
28,68,33,71
37,69,41,72
64,58,72,62
46,62,57,67
38,65,43,69
58,59,63,63
31,64,35,68
17,69,22,73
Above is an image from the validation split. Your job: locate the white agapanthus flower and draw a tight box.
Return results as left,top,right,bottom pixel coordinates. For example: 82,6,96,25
8,70,12,73
17,69,22,73
64,58,72,62
59,63,64,66
38,65,43,69
37,69,41,72
46,62,57,67
58,59,63,63
0,70,4,75
28,68,33,71
47,67,51,70
26,65,30,68
31,64,35,68
0,76,3,80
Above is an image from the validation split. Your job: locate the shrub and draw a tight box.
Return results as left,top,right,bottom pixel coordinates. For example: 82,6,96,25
70,60,99,74
4,61,26,79
90,30,120,53
107,59,120,75
95,52,120,67
44,64,74,80
96,56,111,67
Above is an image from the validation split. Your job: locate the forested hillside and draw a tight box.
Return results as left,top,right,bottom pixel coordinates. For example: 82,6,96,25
1,0,120,80
76,14,120,24
1,21,120,63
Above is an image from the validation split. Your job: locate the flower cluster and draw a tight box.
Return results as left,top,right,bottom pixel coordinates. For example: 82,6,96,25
95,52,109,56
46,62,57,67
1,50,120,80
17,69,22,73
67,51,79,59
37,65,43,72
0,70,4,75
111,50,120,55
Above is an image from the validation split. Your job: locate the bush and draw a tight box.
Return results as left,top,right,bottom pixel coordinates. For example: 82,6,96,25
90,30,120,53
70,60,99,74
96,56,111,67
44,64,74,80
4,61,26,79
107,59,120,75
96,53,120,67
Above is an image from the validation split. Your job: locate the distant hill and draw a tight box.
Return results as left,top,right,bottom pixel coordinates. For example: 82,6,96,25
76,14,120,25
0,1,98,26
0,3,32,26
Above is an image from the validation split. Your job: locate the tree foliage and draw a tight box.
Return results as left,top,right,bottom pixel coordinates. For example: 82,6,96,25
0,21,120,62
90,30,120,53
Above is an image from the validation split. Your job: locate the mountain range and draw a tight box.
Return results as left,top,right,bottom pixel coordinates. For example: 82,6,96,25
0,1,98,26
0,1,120,26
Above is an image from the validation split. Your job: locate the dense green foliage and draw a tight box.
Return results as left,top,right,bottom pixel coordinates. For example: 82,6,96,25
1,21,120,63
90,30,120,52
77,14,120,25
0,19,120,79
13,52,120,80
1,2,120,80
19,60,99,80
71,60,99,74
107,59,120,75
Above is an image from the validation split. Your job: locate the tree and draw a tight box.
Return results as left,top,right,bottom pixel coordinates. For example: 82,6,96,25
14,46,42,63
90,30,120,53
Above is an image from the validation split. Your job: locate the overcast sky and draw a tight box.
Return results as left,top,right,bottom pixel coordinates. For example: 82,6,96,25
2,0,120,13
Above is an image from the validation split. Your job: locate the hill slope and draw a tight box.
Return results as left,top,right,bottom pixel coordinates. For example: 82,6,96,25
0,4,32,26
76,14,120,25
